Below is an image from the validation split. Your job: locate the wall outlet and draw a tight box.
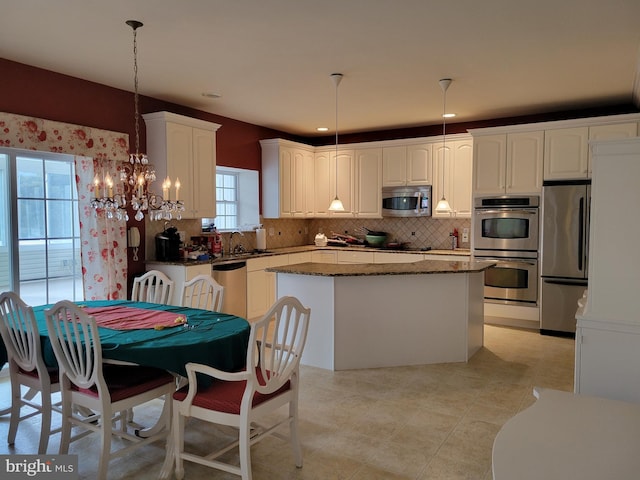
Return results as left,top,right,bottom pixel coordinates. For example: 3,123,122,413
268,227,275,236
462,228,469,243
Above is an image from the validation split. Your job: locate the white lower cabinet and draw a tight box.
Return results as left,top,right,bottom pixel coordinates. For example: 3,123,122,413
288,252,313,264
144,262,212,306
373,252,423,263
337,250,375,264
246,255,289,320
311,251,337,264
422,254,470,262
575,322,640,403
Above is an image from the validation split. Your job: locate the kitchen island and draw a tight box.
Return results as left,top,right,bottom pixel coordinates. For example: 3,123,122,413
267,259,493,371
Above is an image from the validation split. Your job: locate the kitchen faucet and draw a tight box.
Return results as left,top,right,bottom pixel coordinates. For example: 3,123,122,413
229,230,245,256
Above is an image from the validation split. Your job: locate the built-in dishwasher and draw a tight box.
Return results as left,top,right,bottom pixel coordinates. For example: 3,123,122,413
212,261,247,318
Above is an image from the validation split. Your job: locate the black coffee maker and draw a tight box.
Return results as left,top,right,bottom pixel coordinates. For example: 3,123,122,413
155,225,181,261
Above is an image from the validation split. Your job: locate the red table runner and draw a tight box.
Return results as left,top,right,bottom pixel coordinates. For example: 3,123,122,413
83,305,187,330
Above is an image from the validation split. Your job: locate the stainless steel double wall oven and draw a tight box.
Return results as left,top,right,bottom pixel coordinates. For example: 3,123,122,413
473,195,540,305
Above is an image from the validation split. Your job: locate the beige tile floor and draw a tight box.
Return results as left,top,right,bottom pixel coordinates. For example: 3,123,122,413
0,324,575,479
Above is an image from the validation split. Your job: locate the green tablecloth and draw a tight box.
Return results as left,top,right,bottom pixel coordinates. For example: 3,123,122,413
31,300,250,379
0,341,6,370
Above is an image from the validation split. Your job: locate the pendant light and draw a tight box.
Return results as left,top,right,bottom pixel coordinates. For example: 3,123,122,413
435,78,452,215
328,73,345,212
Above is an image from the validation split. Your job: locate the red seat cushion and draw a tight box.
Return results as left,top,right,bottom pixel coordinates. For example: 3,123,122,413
71,365,174,402
19,366,60,384
173,368,291,414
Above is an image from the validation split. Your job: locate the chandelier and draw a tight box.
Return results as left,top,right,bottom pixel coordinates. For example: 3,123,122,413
91,20,184,221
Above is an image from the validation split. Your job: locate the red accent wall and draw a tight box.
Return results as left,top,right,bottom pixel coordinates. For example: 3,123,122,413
0,58,295,286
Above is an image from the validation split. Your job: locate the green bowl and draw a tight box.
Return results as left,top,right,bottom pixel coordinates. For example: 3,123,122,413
366,234,387,246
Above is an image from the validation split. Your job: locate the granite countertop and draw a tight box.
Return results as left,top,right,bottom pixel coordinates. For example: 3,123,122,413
145,245,472,266
266,259,494,277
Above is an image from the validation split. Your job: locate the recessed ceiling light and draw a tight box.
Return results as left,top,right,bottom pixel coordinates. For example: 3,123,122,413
201,92,221,99
316,127,329,132
443,113,456,118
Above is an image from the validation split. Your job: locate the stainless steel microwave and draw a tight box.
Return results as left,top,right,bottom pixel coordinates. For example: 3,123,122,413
382,185,432,217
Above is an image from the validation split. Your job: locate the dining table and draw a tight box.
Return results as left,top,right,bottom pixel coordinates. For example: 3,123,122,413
30,299,252,382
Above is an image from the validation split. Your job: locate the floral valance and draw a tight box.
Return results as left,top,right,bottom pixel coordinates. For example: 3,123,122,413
0,112,129,160
0,112,130,301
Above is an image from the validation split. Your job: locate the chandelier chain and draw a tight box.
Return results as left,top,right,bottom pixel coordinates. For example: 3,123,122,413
132,25,140,155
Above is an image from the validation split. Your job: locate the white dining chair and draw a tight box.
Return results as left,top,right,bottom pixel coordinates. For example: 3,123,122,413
0,291,61,454
163,296,311,480
45,300,176,480
179,274,225,312
131,270,175,304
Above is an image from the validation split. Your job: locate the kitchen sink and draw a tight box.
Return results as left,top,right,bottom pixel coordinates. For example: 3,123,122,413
230,249,273,258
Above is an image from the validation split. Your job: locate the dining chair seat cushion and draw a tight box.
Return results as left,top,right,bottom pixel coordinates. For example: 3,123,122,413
71,365,174,402
18,366,59,383
173,368,291,414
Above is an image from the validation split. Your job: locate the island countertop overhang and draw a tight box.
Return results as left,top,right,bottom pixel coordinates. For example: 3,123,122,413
266,259,495,277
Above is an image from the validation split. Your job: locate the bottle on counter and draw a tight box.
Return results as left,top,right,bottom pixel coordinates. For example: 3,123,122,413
212,226,223,257
450,229,459,250
256,224,267,251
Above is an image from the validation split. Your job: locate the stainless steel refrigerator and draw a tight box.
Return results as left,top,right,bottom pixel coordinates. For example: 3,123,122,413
540,180,590,334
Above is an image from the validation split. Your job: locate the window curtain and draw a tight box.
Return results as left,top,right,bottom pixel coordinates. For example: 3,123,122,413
0,112,129,299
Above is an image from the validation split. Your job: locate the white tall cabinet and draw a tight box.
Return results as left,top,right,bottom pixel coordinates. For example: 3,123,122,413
143,111,221,219
574,137,640,403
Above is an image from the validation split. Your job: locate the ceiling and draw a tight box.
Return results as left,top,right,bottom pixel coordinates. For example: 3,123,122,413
2,0,640,136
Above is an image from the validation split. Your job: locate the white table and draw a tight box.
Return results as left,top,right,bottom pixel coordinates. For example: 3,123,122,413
492,387,640,480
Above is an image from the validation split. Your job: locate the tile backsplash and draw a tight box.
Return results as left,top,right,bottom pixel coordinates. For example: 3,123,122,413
260,216,471,251
145,216,471,259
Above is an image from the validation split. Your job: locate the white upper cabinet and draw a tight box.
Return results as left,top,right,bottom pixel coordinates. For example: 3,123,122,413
407,144,433,185
507,131,544,193
587,122,638,176
331,149,355,217
313,149,331,217
433,139,473,218
261,139,314,218
382,146,407,186
143,111,220,219
544,126,590,180
543,122,639,180
354,147,382,218
451,140,473,217
313,148,355,217
473,134,506,195
382,144,433,186
473,131,543,195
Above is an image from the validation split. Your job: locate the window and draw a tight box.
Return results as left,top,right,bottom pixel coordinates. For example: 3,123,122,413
0,147,82,305
215,172,238,230
202,167,259,232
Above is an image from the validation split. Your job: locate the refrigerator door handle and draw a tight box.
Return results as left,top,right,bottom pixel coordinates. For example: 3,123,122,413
578,197,584,272
542,278,588,287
